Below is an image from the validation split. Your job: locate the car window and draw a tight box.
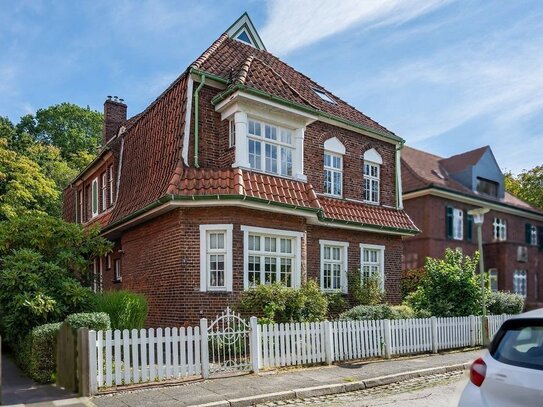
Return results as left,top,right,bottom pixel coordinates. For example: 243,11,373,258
491,324,543,371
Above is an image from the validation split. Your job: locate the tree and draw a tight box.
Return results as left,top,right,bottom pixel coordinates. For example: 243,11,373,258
405,249,483,317
0,138,60,219
0,213,112,341
16,103,103,170
505,166,543,210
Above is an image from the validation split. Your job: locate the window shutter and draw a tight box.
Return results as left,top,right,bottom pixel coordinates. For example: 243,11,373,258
446,206,453,239
466,214,473,241
525,223,532,244
539,226,543,252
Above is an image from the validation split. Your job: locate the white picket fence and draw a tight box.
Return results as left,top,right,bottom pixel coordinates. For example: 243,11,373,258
88,313,511,394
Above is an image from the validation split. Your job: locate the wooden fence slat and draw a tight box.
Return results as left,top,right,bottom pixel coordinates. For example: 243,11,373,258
114,330,121,385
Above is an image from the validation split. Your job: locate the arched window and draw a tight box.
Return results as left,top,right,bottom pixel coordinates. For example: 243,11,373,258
323,137,345,197
363,148,382,204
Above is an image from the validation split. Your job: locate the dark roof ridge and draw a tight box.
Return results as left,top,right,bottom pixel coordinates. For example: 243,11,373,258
234,55,254,85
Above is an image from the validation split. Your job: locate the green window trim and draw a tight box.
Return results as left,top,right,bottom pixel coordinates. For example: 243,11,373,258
445,206,454,239
525,223,532,245
539,226,543,252
466,214,474,242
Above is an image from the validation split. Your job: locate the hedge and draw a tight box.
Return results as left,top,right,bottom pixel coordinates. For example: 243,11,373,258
17,322,62,383
93,291,149,330
339,304,417,321
486,291,524,315
65,312,111,331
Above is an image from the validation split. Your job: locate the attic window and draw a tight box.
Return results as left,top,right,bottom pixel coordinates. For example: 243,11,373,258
235,30,254,47
312,88,336,104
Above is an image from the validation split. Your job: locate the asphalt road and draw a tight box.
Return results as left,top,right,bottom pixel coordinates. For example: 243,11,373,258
260,370,469,406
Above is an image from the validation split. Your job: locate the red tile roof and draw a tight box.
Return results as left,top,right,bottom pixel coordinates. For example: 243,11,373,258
192,35,396,139
402,146,543,214
319,197,418,231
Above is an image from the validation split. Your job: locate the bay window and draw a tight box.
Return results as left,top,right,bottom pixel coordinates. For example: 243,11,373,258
320,240,348,293
247,119,293,177
242,226,302,289
200,224,233,292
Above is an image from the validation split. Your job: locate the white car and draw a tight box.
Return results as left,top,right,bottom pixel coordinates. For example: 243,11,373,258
458,309,543,407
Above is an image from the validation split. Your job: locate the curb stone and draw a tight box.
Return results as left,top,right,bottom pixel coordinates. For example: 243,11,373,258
190,362,469,407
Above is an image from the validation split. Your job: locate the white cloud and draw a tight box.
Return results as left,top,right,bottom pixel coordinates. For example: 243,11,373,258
261,0,452,55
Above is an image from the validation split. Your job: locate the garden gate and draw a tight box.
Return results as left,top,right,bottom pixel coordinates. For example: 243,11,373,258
205,307,255,376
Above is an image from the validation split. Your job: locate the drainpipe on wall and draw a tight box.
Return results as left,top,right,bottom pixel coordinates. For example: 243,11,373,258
395,142,404,209
193,74,206,168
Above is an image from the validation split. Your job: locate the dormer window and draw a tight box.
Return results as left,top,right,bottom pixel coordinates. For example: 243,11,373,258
248,118,293,177
363,148,382,204
312,88,336,104
476,177,498,197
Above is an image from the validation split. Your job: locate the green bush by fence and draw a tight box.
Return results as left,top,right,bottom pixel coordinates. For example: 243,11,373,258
486,291,524,315
17,322,62,384
93,291,148,330
339,304,417,321
65,312,111,331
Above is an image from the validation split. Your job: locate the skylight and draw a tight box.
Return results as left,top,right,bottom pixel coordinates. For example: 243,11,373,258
312,88,336,104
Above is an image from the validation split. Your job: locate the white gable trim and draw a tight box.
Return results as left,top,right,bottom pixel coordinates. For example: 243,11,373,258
363,148,382,164
324,137,345,155
226,13,266,50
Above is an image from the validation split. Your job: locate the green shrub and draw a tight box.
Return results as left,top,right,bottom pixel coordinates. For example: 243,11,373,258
65,312,111,331
401,267,427,299
340,304,417,321
405,249,483,317
486,291,524,315
17,322,62,383
237,280,328,323
93,291,149,330
349,272,383,305
325,292,348,318
390,305,416,319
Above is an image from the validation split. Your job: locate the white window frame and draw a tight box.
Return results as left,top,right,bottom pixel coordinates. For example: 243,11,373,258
108,165,114,205
513,269,527,297
319,240,348,293
493,218,507,241
114,258,122,282
229,119,236,147
241,225,302,290
101,172,107,211
488,268,498,292
323,152,343,197
453,208,464,240
106,254,112,270
93,257,102,293
78,189,84,223
200,224,233,292
247,118,294,177
529,224,538,246
91,177,99,218
364,162,380,204
360,243,385,290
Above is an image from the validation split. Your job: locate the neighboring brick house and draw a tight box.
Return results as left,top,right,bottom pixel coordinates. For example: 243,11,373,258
62,14,418,326
401,145,543,308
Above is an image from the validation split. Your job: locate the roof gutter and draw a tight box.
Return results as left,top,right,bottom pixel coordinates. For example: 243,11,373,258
209,80,404,144
193,73,206,168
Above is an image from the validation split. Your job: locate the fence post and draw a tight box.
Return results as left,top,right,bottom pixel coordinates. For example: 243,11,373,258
383,319,392,359
77,328,90,396
431,316,438,353
200,318,209,379
250,317,260,373
469,315,477,347
88,330,98,395
324,321,334,365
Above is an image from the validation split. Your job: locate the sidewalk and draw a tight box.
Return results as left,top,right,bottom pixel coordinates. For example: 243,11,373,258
1,353,89,406
92,348,483,407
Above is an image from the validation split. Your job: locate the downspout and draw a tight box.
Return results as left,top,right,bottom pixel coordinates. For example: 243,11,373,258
395,141,404,209
193,74,206,168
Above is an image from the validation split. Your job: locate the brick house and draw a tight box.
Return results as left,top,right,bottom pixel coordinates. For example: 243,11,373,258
401,145,543,308
62,14,418,326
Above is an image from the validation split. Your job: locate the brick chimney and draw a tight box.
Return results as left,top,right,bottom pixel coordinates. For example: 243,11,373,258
103,96,127,144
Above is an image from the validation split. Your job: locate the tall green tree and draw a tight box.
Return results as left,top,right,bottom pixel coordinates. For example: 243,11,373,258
505,166,543,210
16,103,103,170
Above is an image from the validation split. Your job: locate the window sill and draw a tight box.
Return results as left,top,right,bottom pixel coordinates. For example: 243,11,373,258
363,200,380,206
204,289,232,294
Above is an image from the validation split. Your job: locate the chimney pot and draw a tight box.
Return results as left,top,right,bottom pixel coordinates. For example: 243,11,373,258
103,96,127,145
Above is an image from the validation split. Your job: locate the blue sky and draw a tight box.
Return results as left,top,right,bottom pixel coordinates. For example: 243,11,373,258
1,0,542,173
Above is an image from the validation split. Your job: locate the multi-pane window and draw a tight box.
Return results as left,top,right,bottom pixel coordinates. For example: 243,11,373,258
476,177,499,197
247,234,294,287
364,162,380,204
78,189,84,223
493,218,507,241
108,165,115,205
200,225,233,292
489,268,498,292
101,172,107,211
527,224,538,246
229,119,235,147
360,244,384,290
324,153,342,196
114,259,121,282
453,209,464,240
320,240,348,292
91,178,99,218
247,119,293,177
513,270,527,297
93,258,102,293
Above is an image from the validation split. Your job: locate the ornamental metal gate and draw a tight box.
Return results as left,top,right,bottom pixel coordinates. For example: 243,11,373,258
207,307,252,376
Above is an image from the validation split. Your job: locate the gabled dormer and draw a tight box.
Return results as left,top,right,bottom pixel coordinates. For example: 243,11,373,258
439,146,505,199
225,12,266,50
